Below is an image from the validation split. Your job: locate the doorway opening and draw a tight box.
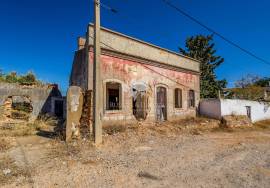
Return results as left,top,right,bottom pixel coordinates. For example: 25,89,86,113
156,86,167,121
132,83,149,120
245,106,251,119
54,100,64,117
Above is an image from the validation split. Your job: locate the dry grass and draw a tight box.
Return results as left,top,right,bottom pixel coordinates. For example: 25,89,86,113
254,120,270,130
0,138,10,152
0,156,30,186
212,119,270,133
102,118,270,138
102,117,220,138
35,115,60,129
0,122,38,137
103,124,139,135
103,124,127,135
0,106,4,121
0,115,61,137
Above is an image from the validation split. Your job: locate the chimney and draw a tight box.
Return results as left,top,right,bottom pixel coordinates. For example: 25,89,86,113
77,37,86,50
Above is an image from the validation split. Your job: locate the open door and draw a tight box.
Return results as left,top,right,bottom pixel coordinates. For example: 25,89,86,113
156,86,167,121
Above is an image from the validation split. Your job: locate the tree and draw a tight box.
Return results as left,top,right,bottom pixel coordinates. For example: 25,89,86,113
254,77,270,87
228,86,265,101
234,74,261,88
179,35,226,98
225,74,270,101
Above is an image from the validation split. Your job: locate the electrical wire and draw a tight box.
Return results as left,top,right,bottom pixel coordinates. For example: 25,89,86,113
162,0,270,67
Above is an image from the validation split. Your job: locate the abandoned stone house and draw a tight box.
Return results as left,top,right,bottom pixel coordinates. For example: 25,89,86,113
70,24,200,125
0,83,65,121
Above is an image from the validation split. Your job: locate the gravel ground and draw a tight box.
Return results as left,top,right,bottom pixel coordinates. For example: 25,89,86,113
1,122,270,188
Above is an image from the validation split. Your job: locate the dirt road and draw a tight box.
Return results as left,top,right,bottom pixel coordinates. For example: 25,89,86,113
1,124,270,188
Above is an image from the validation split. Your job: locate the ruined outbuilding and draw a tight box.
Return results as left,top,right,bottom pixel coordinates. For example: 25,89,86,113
0,83,65,121
70,25,200,126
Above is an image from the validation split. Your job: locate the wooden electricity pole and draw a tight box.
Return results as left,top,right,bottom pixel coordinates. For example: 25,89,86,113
93,0,102,144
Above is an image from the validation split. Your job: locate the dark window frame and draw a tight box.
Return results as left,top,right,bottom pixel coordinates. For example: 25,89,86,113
174,88,182,108
188,90,195,108
106,82,122,111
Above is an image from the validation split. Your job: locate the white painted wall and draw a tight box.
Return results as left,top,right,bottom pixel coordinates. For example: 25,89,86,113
220,99,270,123
199,99,270,123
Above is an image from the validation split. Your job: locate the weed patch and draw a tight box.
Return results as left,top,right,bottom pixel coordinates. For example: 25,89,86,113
0,156,30,186
103,125,127,135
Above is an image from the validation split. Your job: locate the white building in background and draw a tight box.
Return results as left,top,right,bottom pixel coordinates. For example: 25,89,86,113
199,99,270,123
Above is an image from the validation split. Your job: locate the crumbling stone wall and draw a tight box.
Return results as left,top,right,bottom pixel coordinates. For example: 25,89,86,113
80,90,93,138
69,49,88,90
0,83,62,120
221,115,253,128
3,96,33,120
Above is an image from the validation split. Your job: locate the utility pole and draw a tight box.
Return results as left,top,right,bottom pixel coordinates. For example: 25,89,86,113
93,0,102,144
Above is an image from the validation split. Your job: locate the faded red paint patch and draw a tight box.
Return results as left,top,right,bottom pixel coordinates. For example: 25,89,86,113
89,53,197,88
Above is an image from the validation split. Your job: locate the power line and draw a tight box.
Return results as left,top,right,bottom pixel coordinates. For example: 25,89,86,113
162,0,270,67
92,0,118,13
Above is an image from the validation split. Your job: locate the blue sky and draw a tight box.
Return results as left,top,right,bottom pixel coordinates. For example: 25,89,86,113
0,0,269,94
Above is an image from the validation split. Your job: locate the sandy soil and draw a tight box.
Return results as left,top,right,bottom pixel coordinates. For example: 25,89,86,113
1,122,270,188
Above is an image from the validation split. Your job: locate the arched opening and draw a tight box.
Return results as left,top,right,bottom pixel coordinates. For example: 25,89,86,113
156,86,167,121
132,83,149,120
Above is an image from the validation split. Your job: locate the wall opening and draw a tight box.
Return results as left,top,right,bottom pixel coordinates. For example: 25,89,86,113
156,86,167,121
174,88,182,108
188,90,195,108
106,82,121,110
245,106,251,119
4,96,33,120
54,100,64,117
132,83,149,120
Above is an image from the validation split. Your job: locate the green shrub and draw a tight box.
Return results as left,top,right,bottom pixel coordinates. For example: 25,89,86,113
0,70,42,85
18,72,37,85
5,72,18,83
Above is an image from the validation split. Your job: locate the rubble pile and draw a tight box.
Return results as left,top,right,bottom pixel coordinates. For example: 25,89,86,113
221,115,253,128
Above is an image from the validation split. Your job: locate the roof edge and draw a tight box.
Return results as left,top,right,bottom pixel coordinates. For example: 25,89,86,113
88,23,201,64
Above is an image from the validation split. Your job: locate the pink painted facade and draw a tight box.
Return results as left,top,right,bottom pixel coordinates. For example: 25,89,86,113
70,26,200,125
98,53,199,124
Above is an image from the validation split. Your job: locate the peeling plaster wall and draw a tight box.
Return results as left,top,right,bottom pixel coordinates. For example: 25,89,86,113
70,50,200,125
93,53,200,124
70,26,201,125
